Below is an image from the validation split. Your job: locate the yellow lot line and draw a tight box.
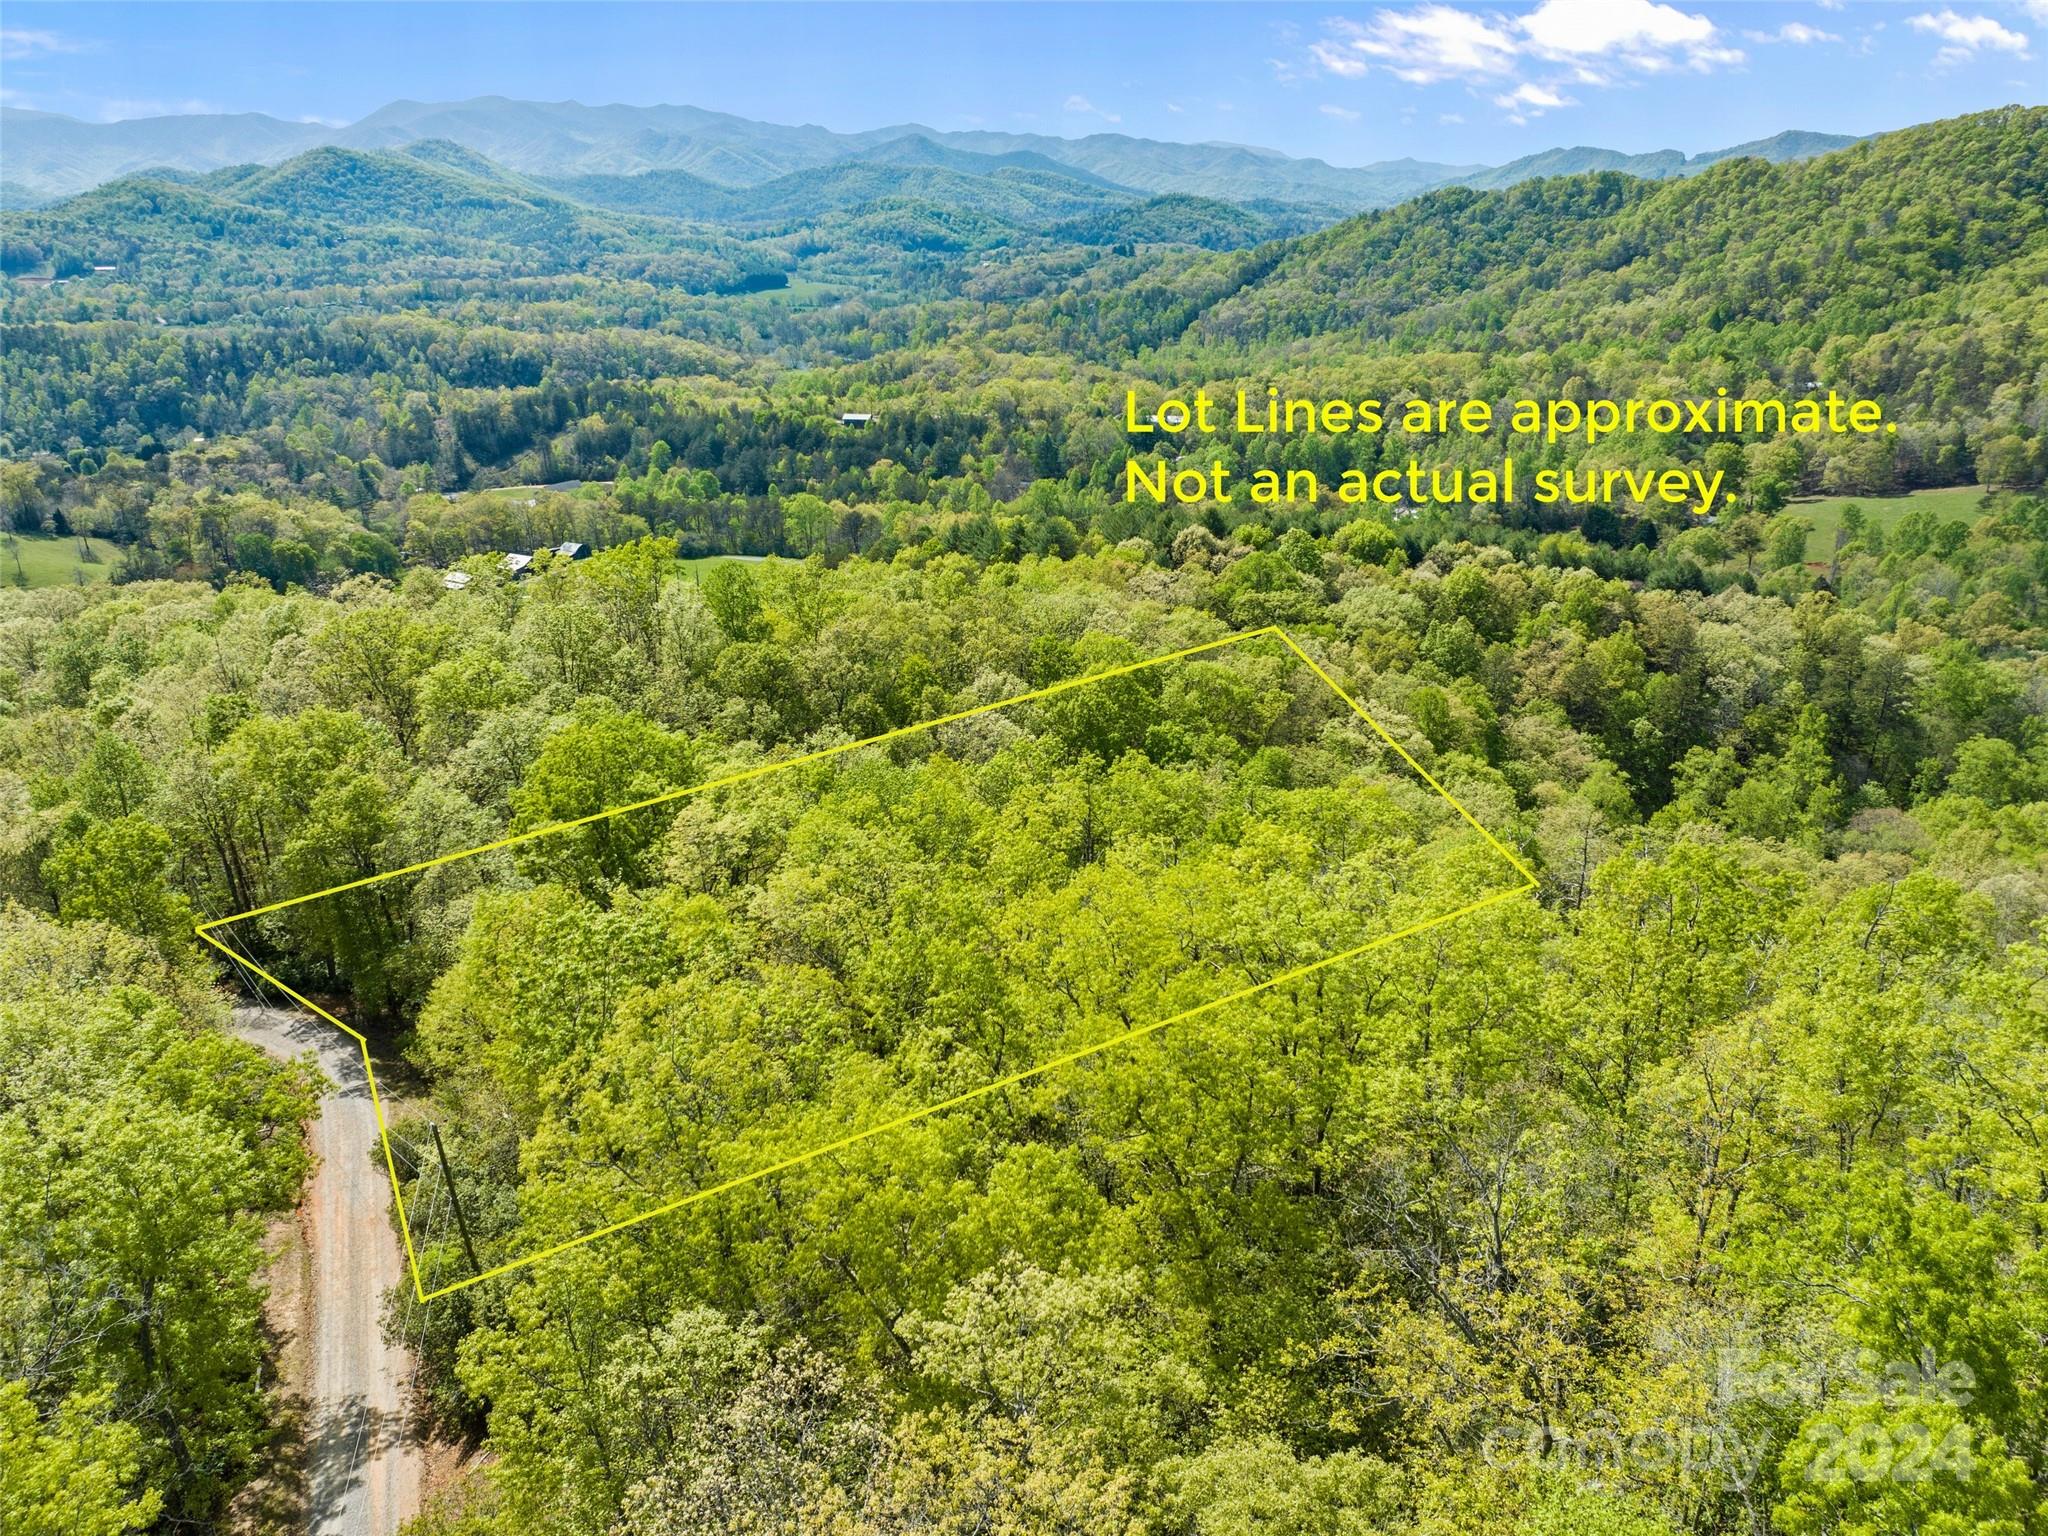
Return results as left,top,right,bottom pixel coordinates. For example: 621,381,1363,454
198,625,1537,1300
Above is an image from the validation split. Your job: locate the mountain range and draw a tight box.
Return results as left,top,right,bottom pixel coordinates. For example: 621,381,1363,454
0,129,1332,290
0,97,1858,210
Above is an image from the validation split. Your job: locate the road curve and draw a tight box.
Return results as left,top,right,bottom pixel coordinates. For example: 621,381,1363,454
233,1005,423,1536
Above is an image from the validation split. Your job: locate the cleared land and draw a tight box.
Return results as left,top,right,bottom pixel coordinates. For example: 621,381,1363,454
677,552,780,576
1790,484,1988,560
1,532,122,587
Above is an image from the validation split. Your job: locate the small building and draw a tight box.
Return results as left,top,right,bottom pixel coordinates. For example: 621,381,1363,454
442,570,473,592
11,274,53,287
91,264,117,274
502,552,533,577
839,412,875,428
554,541,588,561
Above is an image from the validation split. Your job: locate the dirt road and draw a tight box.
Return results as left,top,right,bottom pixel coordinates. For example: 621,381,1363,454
234,1006,424,1536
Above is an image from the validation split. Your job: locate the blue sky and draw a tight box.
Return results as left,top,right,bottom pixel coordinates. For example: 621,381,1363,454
2,2,2041,165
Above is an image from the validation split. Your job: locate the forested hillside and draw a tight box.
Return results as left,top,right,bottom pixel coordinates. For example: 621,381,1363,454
1452,129,1859,191
0,909,319,1531
1191,108,2043,354
2,106,2039,552
1,102,2046,1536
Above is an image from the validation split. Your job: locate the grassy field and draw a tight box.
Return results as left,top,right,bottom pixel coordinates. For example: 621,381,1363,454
0,533,123,589
677,554,781,577
1789,485,1988,561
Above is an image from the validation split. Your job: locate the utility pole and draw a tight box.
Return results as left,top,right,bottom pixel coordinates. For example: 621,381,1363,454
431,1122,483,1277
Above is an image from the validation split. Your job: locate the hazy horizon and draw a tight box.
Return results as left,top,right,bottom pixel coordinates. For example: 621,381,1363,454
4,1,2041,168
0,90,1881,175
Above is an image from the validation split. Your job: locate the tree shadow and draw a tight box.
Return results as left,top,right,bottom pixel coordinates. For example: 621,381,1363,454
306,1391,413,1531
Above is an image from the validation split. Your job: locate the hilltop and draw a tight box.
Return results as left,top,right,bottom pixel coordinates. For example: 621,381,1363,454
0,130,1312,301
1198,109,2041,355
0,143,782,294
2,95,1856,210
947,104,2045,388
1453,129,1859,191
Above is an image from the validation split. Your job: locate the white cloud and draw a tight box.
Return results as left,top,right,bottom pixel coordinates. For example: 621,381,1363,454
1062,93,1122,125
1519,0,1708,57
1523,0,1744,76
2015,0,2048,22
1908,8,2030,65
0,28,85,61
1330,5,1519,83
1495,81,1572,111
1319,103,1363,120
1308,0,1741,109
1494,80,1574,122
1165,100,1185,113
1309,38,1372,78
1743,22,1840,45
1439,111,1466,124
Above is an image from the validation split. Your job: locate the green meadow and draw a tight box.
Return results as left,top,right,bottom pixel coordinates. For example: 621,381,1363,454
1790,483,1988,561
0,532,122,588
